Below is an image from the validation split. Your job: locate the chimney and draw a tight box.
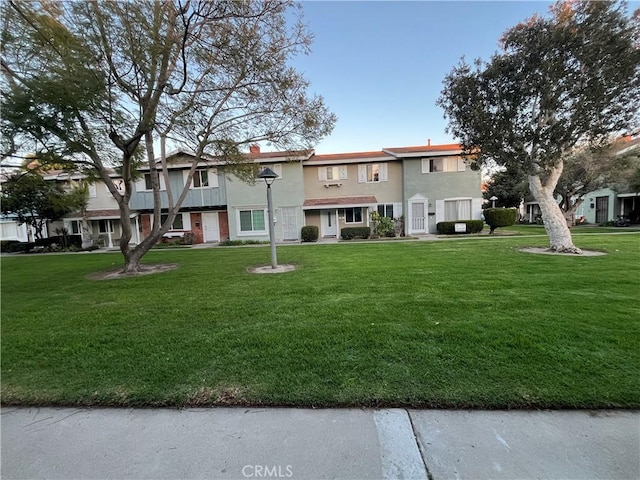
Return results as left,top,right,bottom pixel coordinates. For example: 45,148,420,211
427,138,431,146
250,144,260,154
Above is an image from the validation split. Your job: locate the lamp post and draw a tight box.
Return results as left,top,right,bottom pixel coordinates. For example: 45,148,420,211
257,167,279,269
490,196,498,208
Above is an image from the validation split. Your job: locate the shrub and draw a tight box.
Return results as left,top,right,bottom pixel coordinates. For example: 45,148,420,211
340,226,370,240
301,225,319,242
484,208,517,233
436,220,484,235
35,235,82,249
182,231,197,245
369,211,395,238
0,240,21,252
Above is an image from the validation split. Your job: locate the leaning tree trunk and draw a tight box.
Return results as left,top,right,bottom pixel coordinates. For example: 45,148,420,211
528,172,582,254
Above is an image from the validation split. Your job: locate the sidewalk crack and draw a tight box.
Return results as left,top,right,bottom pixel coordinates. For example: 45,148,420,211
406,409,434,480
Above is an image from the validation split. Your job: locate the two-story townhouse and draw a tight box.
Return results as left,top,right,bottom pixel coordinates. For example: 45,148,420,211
301,143,483,237
225,146,312,242
131,151,229,243
302,151,403,237
384,143,483,234
47,171,141,248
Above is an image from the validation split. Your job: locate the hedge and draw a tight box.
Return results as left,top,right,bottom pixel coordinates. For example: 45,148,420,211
301,225,319,242
484,208,517,233
340,226,370,240
436,220,484,235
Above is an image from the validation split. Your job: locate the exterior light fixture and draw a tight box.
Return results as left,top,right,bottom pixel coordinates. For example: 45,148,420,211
257,167,279,268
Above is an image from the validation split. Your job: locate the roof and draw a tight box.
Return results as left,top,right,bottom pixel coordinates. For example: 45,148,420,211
383,143,461,153
303,196,378,209
310,151,394,162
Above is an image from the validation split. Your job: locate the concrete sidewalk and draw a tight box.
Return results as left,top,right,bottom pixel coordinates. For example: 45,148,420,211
1,407,638,480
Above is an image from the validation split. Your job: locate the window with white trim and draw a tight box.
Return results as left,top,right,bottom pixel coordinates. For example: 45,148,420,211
159,213,184,230
136,172,166,191
98,220,114,233
88,184,97,197
238,209,266,233
193,170,209,188
377,204,394,218
358,163,388,183
259,164,283,179
318,165,347,181
444,199,472,221
422,157,465,173
343,207,363,223
69,220,81,234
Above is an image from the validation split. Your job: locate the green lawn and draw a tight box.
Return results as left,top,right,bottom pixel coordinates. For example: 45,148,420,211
2,234,638,408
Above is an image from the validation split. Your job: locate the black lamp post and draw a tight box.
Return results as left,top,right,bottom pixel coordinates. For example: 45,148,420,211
257,167,279,268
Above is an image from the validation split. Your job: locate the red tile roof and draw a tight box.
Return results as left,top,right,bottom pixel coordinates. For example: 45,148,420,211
303,196,377,207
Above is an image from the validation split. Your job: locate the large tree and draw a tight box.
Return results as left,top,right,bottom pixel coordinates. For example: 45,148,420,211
438,0,640,253
1,0,335,271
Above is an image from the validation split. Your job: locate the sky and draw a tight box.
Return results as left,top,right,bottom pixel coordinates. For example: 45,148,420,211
289,0,561,154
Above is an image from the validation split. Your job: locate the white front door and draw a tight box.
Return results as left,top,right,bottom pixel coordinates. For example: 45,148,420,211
322,209,338,237
281,207,298,241
202,212,220,242
409,199,427,234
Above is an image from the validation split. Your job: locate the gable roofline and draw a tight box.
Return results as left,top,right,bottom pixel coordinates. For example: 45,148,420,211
383,143,463,158
306,150,396,165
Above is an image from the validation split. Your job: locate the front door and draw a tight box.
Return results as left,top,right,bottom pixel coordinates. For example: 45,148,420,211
202,212,220,242
322,210,337,237
409,201,426,234
281,207,298,241
595,196,609,224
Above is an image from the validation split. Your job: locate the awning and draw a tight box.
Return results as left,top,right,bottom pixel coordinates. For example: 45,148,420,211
63,209,138,220
303,196,377,210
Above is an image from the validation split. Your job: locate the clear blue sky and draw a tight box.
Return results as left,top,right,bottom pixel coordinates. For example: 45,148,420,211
291,1,561,154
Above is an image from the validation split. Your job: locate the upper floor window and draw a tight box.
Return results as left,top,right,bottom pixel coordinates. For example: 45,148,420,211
136,172,166,191
422,157,465,173
318,165,347,181
183,168,218,188
193,170,209,188
358,163,387,183
259,164,282,180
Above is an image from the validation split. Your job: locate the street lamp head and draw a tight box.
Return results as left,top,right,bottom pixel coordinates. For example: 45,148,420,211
489,196,498,201
257,167,279,186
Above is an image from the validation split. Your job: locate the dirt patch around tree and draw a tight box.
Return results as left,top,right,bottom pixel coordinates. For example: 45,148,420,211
87,263,179,280
519,247,606,257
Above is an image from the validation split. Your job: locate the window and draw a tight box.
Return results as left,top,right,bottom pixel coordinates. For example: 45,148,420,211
70,220,81,234
358,163,387,183
193,170,209,188
144,173,154,190
318,165,347,181
444,199,472,221
139,172,166,191
258,164,283,179
344,207,363,223
377,204,394,218
88,184,97,197
239,209,266,233
98,220,114,233
422,157,465,173
367,164,380,182
159,214,184,230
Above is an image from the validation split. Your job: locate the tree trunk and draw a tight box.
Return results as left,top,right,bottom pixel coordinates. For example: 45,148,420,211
528,172,582,254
